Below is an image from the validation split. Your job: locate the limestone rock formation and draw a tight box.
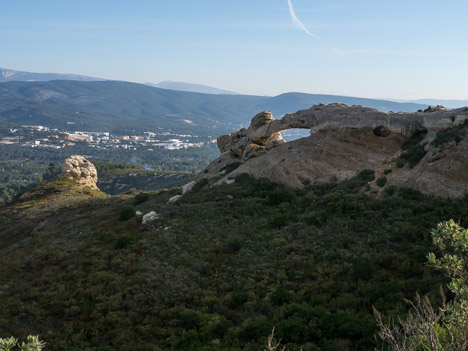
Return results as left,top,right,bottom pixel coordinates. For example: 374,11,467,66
217,111,285,162
388,139,468,198
168,195,182,204
142,211,158,224
182,181,196,195
200,104,468,199
61,155,99,190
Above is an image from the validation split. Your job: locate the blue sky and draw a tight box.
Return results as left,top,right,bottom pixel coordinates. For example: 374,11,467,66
2,0,468,99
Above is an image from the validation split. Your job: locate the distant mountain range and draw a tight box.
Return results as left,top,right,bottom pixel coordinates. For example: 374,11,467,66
0,67,102,83
1,68,238,95
146,81,238,95
408,99,468,109
2,68,467,108
0,80,430,134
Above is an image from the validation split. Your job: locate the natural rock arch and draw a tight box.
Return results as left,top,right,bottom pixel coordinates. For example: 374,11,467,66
217,103,463,163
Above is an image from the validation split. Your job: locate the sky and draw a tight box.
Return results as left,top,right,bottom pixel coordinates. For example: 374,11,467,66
1,0,468,100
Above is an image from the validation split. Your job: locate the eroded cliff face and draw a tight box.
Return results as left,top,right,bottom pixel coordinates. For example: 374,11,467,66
199,104,468,199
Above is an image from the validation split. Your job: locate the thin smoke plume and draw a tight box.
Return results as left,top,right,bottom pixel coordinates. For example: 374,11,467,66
287,0,319,39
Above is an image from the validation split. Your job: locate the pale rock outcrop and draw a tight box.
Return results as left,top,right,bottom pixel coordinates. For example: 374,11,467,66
388,138,468,198
168,195,182,204
216,104,466,163
200,104,468,199
182,181,196,194
142,211,158,224
61,155,98,189
217,111,285,162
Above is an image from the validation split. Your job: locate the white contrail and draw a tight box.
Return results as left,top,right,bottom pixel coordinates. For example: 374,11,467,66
287,0,319,39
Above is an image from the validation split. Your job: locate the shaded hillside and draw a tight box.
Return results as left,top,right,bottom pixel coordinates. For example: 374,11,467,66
0,167,467,350
0,81,429,133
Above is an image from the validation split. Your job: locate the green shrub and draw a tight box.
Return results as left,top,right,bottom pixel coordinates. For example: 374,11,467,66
381,186,396,197
270,212,294,228
356,169,375,183
42,162,60,182
115,234,136,249
191,177,209,192
267,188,296,206
400,144,427,168
220,162,242,174
239,318,273,342
119,205,135,221
402,128,427,151
398,187,426,201
277,317,306,343
133,192,150,205
232,290,248,307
376,177,387,187
176,309,202,330
423,105,438,113
223,238,242,253
128,344,161,351
271,287,292,306
376,221,468,350
431,119,468,147
0,335,45,351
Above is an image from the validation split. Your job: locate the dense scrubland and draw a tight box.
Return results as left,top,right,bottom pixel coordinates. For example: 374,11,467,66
0,171,466,350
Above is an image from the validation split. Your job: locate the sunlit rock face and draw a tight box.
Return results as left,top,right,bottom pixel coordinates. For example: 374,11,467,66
61,155,99,190
200,104,468,199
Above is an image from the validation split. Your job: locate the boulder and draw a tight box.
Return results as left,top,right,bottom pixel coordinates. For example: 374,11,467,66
168,195,182,204
182,181,196,194
61,155,98,189
142,211,158,224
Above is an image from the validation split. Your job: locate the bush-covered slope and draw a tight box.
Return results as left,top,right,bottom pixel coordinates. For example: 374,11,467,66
0,173,467,350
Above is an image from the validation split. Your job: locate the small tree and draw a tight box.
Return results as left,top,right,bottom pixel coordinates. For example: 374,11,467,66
119,205,135,221
0,336,45,351
264,328,286,351
374,220,468,351
427,220,468,323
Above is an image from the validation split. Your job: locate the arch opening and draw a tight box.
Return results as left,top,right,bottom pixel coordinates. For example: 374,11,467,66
281,128,311,142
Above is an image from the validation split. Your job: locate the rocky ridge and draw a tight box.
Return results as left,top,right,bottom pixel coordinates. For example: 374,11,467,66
199,104,468,199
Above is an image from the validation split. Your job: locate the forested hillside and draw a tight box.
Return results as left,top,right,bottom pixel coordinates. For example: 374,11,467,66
0,81,427,133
